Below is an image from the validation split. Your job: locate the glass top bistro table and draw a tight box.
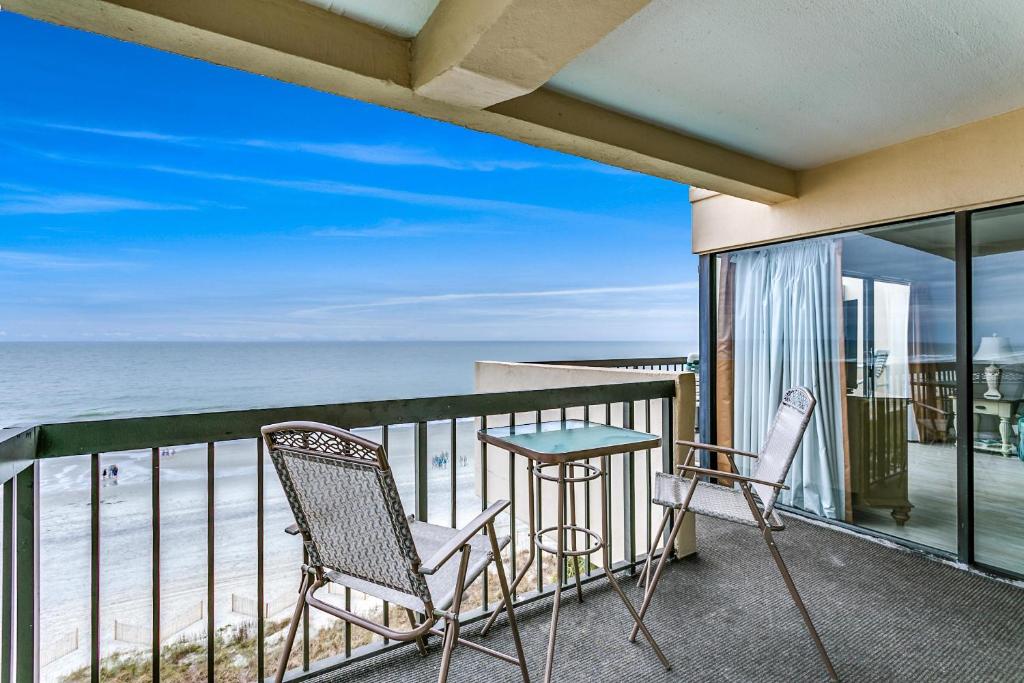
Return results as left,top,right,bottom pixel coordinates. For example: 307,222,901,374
477,419,671,682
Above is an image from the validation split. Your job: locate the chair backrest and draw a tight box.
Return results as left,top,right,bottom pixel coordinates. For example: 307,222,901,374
261,421,431,609
751,387,816,515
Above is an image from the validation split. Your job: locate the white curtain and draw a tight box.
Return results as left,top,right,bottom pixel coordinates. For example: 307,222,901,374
730,239,846,519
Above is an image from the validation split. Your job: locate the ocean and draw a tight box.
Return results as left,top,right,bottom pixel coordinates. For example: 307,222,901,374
1,341,683,679
0,341,684,427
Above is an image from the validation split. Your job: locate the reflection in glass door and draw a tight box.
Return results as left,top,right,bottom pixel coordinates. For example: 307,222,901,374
971,205,1024,575
840,222,957,553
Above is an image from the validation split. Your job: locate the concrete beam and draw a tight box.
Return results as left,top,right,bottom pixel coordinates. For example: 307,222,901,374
489,89,797,203
5,0,797,203
413,0,649,109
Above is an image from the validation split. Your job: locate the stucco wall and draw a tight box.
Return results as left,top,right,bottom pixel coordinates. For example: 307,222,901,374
691,106,1024,253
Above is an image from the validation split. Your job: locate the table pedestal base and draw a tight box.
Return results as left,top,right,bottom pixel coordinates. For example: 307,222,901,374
482,459,671,682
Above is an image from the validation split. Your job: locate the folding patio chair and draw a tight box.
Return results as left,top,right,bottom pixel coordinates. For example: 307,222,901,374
632,387,839,682
262,421,530,683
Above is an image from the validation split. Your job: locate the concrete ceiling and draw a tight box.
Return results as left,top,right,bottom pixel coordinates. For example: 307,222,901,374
300,0,439,38
548,0,1024,169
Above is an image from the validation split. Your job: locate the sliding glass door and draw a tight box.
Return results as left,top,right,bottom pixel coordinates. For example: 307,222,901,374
715,216,957,552
971,204,1024,575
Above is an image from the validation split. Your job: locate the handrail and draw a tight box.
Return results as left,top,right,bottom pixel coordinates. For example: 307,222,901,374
33,380,676,458
0,426,37,486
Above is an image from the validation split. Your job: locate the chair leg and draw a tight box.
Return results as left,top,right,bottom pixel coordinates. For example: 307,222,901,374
437,548,471,683
481,469,536,636
637,508,672,588
762,528,840,682
405,608,428,656
274,571,309,683
629,508,687,643
489,523,531,682
437,617,459,683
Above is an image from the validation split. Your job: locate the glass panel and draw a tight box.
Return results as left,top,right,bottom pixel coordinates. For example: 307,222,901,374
716,216,957,552
481,420,658,456
971,204,1024,575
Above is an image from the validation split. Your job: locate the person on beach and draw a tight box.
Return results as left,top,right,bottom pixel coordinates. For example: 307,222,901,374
110,463,119,480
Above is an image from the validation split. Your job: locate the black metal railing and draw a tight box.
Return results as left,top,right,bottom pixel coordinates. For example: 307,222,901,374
0,378,686,683
529,356,691,372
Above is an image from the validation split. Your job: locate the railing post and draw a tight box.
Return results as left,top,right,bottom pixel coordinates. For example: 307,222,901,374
206,443,215,680
622,402,636,573
151,448,160,683
449,419,457,529
414,422,428,522
256,439,265,682
15,463,37,683
2,478,13,683
661,397,674,553
507,413,517,593
90,454,100,683
479,417,489,611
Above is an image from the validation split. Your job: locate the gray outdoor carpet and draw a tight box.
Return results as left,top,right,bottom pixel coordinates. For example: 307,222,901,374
312,515,1024,682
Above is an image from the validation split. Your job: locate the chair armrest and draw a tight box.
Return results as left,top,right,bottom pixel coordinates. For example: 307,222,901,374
419,500,510,575
284,523,300,536
675,439,759,459
677,465,789,490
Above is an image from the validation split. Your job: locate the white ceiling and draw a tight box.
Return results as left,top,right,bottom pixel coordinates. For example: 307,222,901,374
300,0,439,38
548,0,1024,169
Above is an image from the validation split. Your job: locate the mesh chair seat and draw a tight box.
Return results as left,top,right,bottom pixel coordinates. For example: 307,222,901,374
652,471,782,527
326,519,510,613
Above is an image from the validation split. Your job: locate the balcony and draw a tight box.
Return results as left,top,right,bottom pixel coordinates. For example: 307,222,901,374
2,357,1022,683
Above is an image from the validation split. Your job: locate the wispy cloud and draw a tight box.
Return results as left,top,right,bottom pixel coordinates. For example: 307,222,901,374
23,119,629,175
143,164,590,217
40,122,195,144
309,219,498,239
0,189,195,215
292,282,696,317
0,250,135,270
242,139,568,172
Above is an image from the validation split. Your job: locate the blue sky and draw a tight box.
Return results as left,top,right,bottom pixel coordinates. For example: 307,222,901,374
0,12,696,342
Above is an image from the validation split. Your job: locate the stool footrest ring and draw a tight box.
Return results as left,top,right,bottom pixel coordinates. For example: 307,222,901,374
531,462,602,483
534,524,603,557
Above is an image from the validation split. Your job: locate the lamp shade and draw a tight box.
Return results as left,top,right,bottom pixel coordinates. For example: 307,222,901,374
974,334,1013,362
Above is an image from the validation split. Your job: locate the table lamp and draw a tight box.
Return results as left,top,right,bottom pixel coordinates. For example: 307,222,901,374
974,334,1013,399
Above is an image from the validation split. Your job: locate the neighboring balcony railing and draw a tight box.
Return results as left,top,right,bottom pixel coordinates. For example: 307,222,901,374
529,356,691,372
0,377,687,683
